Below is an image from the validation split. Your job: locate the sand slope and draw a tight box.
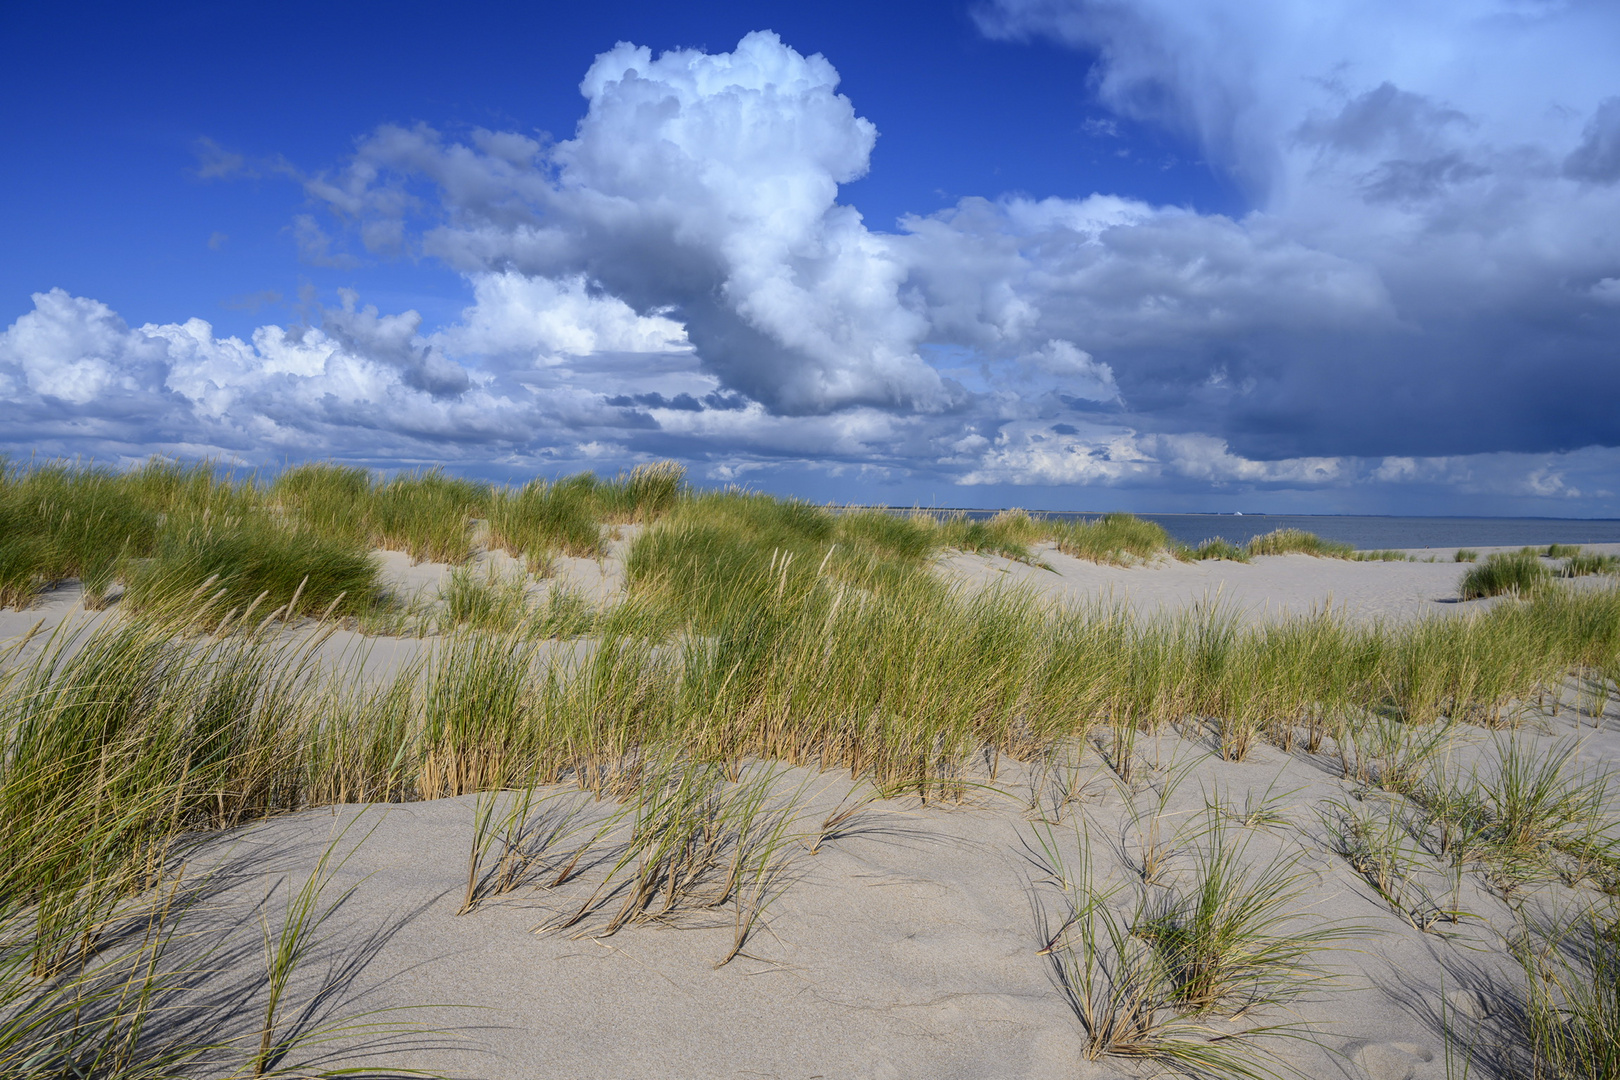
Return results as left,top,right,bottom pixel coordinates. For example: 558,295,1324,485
171,688,1620,1080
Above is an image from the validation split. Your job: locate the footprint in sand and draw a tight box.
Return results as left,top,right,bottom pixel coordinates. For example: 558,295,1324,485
1343,1039,1435,1080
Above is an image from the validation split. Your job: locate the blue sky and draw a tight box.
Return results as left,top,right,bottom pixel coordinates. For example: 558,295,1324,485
3,0,1618,514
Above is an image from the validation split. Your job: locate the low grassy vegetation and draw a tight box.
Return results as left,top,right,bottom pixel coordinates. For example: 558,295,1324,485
0,457,697,614
1461,550,1555,600
1048,512,1173,565
1244,527,1354,559
1190,537,1250,562
1563,550,1620,578
3,458,1619,1076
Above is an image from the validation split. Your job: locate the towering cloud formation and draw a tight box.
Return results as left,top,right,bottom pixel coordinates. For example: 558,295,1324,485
3,18,1618,510
308,33,945,416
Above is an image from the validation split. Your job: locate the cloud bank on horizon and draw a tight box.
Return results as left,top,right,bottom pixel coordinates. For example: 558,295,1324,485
4,2,1619,512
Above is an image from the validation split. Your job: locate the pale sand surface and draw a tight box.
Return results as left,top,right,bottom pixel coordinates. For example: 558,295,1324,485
939,542,1620,624
174,694,1619,1080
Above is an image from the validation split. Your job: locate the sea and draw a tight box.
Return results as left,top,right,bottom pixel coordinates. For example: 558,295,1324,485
893,512,1620,551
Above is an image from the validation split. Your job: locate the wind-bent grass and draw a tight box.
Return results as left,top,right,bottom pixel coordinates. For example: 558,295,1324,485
534,754,805,965
253,821,372,1076
1461,550,1553,600
0,612,430,1077
123,514,381,625
1456,549,1479,563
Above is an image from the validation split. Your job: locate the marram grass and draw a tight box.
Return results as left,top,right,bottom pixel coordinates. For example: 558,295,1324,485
3,462,1620,1076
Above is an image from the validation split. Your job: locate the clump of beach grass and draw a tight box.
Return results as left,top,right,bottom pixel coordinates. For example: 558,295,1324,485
1189,537,1250,562
1352,549,1414,562
1033,816,1340,1078
931,508,1043,562
1417,738,1619,892
488,476,605,567
367,468,487,564
1460,550,1553,600
438,563,533,632
123,513,381,625
1137,818,1361,1015
1562,550,1620,578
1245,528,1355,559
1511,903,1620,1080
1456,549,1479,563
1047,513,1173,566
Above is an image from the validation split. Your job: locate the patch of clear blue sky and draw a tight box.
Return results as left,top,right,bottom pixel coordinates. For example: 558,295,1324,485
0,0,1244,342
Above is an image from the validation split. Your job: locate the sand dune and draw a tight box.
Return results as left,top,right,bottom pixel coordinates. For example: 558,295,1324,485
177,690,1617,1080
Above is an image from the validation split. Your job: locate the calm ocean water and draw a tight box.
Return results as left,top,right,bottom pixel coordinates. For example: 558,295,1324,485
908,512,1620,550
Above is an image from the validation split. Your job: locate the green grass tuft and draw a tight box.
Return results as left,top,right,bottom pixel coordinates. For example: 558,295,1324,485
1562,550,1620,578
1048,513,1172,565
1352,549,1414,562
1245,527,1355,559
124,514,380,623
1460,551,1553,600
1189,537,1250,562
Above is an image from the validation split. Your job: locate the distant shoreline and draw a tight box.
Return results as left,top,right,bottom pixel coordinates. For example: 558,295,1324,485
831,507,1620,549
